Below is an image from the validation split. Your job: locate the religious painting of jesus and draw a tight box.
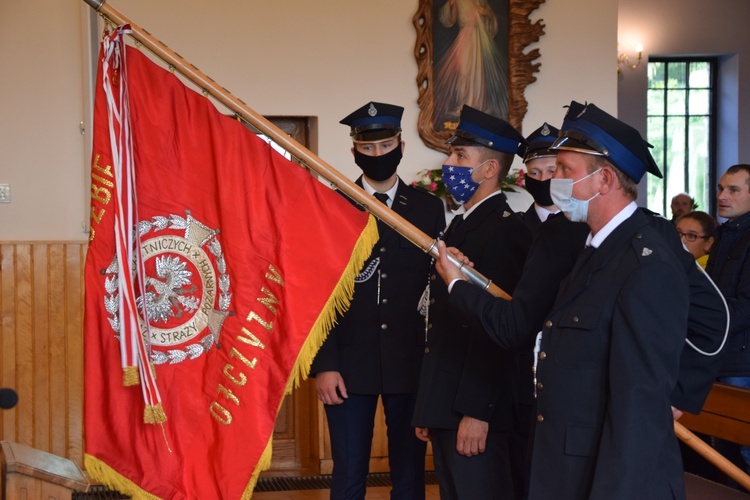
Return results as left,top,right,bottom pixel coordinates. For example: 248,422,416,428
413,0,546,152
432,0,509,130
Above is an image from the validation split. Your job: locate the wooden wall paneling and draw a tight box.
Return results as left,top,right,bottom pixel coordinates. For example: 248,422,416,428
65,244,85,465
33,244,51,452
48,244,69,459
14,244,33,447
1,244,18,444
0,242,87,468
48,245,66,458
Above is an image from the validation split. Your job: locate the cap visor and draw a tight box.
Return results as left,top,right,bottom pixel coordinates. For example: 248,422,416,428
550,136,603,156
446,135,481,147
352,129,400,142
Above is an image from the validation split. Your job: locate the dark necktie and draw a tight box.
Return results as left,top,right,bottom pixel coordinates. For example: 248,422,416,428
374,192,389,206
446,213,464,239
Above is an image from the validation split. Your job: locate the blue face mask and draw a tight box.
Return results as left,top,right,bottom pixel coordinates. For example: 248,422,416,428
549,168,602,223
442,160,489,204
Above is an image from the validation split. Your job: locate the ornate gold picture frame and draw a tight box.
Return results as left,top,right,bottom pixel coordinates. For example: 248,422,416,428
413,0,546,152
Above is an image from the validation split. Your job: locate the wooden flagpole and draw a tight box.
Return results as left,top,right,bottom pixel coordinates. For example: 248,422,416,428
80,0,510,300
675,421,750,492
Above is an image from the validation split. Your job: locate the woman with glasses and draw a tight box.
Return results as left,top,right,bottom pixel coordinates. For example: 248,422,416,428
676,211,717,268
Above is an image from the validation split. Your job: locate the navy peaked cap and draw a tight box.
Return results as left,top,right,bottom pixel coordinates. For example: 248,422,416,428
446,105,525,154
551,101,662,182
340,101,403,142
519,122,560,162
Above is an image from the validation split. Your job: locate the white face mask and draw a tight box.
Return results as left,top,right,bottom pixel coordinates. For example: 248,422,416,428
549,168,602,223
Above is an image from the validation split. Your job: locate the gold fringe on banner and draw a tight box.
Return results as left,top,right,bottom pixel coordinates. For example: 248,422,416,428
85,454,162,500
243,438,274,499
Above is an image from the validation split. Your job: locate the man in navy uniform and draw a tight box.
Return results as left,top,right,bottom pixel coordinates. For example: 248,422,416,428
436,101,695,499
412,105,532,499
519,122,563,232
310,101,445,500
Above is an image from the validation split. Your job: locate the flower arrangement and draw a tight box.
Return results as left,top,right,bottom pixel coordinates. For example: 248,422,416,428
504,168,526,192
411,167,526,200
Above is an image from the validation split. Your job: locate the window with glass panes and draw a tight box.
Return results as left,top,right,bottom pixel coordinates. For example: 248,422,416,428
647,58,716,216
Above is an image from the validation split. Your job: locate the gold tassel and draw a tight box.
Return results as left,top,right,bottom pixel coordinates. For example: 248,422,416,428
143,405,155,424
85,454,162,500
143,403,167,424
122,366,140,387
152,403,167,423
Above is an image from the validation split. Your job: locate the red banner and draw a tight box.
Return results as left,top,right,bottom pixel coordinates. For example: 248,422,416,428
84,29,376,499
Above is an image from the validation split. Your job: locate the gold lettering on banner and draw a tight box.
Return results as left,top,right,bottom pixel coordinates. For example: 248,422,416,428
209,402,233,426
217,383,240,405
89,154,115,242
230,347,258,370
258,287,280,314
265,264,284,286
246,311,273,332
210,263,285,427
223,364,247,386
91,207,105,224
92,155,114,178
91,172,114,188
238,327,267,348
91,184,111,204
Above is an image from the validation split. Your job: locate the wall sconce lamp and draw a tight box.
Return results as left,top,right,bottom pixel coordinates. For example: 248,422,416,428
617,43,644,73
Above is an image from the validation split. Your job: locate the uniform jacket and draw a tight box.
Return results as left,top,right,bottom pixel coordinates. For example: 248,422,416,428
706,210,750,377
529,209,688,500
412,192,532,431
310,177,445,394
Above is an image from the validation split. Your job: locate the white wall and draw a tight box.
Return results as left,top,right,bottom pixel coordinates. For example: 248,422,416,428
0,0,617,241
0,2,90,241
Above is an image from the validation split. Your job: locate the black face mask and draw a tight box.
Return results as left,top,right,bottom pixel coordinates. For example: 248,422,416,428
524,176,554,207
354,145,402,182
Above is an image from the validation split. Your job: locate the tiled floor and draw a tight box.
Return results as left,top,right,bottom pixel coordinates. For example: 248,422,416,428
252,484,440,499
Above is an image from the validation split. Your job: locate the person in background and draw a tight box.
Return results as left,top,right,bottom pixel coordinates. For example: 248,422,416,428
310,101,446,500
676,210,716,268
519,122,561,232
412,105,531,500
671,192,695,223
706,163,750,484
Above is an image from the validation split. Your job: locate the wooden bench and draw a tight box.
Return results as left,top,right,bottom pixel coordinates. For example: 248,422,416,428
679,383,750,498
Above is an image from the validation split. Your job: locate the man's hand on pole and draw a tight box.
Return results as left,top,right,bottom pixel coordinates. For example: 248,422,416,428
435,240,473,286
